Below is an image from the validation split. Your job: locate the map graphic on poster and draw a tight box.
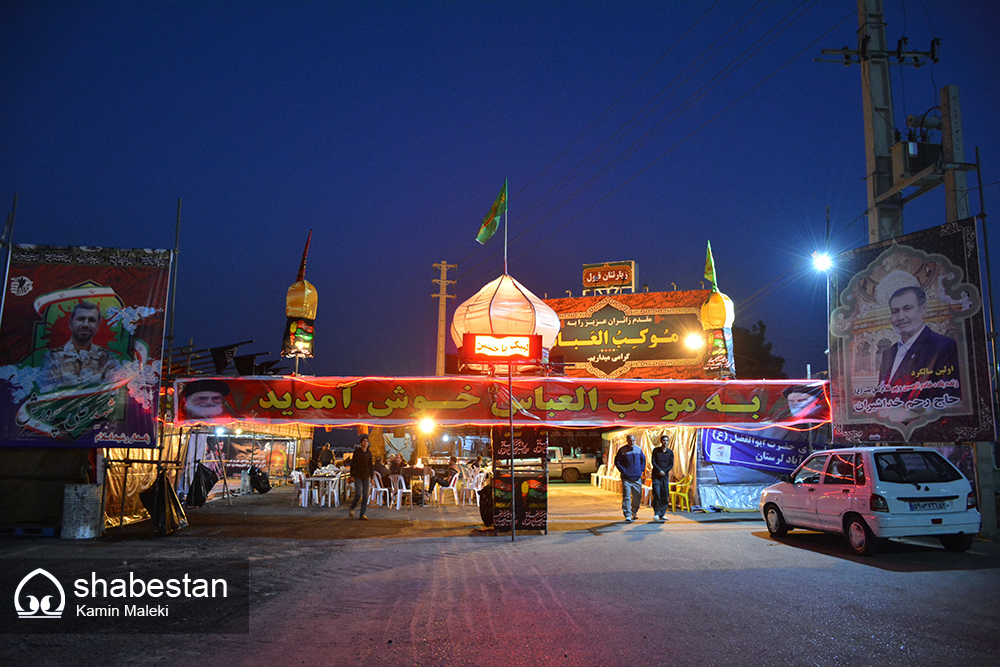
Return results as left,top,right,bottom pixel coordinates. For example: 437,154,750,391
0,245,171,448
828,219,995,443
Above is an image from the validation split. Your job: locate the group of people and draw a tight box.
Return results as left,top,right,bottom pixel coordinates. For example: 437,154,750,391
331,431,682,525
614,433,674,523
342,438,487,521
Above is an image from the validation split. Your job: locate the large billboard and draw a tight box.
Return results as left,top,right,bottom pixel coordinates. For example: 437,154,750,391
829,218,995,443
0,245,171,448
544,291,713,379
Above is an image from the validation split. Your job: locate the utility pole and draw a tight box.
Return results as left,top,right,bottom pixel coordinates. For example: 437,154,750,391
817,0,938,242
432,261,457,376
940,85,971,223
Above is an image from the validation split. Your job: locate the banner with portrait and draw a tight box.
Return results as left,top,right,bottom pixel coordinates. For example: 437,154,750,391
0,245,171,448
828,219,995,443
172,375,829,428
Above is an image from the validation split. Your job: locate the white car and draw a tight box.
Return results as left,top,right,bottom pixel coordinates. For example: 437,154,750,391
759,446,980,556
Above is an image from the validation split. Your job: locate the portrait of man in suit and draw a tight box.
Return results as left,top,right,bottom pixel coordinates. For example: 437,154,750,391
878,285,960,406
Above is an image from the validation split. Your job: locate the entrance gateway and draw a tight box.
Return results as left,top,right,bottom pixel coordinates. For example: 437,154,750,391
172,374,830,529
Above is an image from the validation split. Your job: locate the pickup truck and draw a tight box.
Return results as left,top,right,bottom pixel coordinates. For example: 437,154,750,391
545,447,598,483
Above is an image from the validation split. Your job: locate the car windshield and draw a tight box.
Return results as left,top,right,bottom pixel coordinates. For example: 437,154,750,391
874,451,963,484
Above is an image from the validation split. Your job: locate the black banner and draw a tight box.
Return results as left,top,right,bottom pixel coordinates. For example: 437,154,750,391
492,472,547,532
491,426,547,458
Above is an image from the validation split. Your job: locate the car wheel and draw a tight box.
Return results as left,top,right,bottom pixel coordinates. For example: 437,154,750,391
561,468,580,483
764,504,788,537
939,534,975,552
846,517,878,556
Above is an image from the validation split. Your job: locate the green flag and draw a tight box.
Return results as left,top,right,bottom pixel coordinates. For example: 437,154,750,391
476,180,507,245
704,240,718,289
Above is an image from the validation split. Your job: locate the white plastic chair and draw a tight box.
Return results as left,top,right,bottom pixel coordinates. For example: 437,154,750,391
437,472,461,505
319,473,341,507
592,464,606,487
369,474,390,507
390,474,412,510
291,471,309,507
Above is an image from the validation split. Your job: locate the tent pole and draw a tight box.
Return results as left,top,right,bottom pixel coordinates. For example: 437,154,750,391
509,362,514,542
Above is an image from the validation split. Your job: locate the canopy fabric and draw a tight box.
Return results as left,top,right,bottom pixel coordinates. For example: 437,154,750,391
451,273,561,349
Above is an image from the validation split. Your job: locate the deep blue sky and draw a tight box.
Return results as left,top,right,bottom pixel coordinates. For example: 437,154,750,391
2,1,998,379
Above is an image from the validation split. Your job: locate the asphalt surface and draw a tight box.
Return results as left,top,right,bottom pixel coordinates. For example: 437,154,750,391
2,481,998,666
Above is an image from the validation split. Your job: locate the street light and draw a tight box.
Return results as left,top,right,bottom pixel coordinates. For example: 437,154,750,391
812,251,832,272
419,418,435,434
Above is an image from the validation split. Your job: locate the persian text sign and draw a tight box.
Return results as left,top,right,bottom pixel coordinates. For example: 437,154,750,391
702,428,809,473
173,376,829,428
582,261,635,289
0,245,170,448
549,295,705,378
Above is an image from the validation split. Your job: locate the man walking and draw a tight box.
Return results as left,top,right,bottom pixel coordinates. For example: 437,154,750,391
349,435,373,520
651,434,674,521
614,434,646,523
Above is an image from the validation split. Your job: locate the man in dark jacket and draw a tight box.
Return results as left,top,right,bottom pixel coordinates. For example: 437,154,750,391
651,434,674,521
349,435,373,520
614,434,646,523
318,444,333,467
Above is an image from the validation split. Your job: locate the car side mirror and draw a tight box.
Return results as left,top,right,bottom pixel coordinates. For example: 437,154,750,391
779,474,790,483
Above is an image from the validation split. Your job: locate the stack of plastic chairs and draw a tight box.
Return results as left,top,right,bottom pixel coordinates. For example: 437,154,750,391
669,474,694,512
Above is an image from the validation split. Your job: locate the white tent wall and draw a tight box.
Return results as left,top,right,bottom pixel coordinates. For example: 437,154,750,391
602,425,701,507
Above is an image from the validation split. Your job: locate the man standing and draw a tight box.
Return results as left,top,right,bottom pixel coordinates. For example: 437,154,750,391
651,434,674,521
878,285,960,403
349,435,373,520
318,444,334,467
614,434,646,523
43,301,119,388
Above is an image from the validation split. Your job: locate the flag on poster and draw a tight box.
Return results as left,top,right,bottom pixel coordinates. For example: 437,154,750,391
0,245,171,448
704,240,718,289
476,179,507,245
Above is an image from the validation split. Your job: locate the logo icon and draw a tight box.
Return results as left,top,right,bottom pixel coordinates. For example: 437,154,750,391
15,568,66,619
9,275,33,296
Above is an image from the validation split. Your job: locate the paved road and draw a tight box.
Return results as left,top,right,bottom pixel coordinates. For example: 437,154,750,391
2,483,997,666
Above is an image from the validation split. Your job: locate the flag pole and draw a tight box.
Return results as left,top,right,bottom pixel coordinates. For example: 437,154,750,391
503,177,508,275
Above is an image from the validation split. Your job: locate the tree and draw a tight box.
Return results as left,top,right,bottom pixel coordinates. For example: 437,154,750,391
732,320,787,379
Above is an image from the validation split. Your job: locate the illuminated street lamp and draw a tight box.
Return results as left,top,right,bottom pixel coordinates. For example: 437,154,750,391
419,417,435,434
812,251,832,272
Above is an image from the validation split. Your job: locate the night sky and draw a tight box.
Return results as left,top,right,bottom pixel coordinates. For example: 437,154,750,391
2,1,998,380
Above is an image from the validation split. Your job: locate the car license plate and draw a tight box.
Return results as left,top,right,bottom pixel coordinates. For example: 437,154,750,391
908,501,948,511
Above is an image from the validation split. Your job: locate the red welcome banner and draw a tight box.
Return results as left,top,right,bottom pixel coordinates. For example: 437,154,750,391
174,376,829,429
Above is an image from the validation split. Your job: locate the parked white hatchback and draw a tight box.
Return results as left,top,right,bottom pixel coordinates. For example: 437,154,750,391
759,446,980,556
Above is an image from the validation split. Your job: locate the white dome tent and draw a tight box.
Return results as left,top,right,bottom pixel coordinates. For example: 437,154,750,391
450,273,561,374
